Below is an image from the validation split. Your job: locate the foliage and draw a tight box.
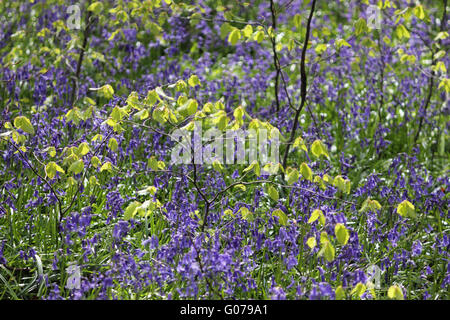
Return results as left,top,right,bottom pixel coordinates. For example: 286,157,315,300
0,0,448,300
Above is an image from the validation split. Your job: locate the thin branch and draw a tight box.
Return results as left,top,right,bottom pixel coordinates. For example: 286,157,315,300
282,0,317,170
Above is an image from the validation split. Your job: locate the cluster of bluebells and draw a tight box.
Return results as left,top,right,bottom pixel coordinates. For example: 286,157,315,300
0,0,449,300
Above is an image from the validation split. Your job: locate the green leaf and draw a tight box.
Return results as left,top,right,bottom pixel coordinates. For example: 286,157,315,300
360,197,382,212
108,137,119,152
413,5,425,20
13,116,34,135
335,39,351,49
77,142,90,156
354,18,367,35
320,241,335,262
267,185,279,201
242,24,253,38
212,159,224,172
90,156,101,168
178,99,198,117
228,28,241,45
100,161,114,173
387,285,404,300
233,183,246,191
308,209,325,225
310,140,329,158
300,162,313,181
333,175,351,194
87,1,104,15
293,14,302,29
68,159,84,175
272,209,288,226
306,237,316,249
334,223,350,245
335,286,346,300
253,30,265,43
243,160,260,177
188,75,201,87
293,136,308,152
351,282,366,298
285,167,299,185
45,161,64,180
98,84,114,99
233,106,244,125
396,200,416,218
395,24,410,40
239,207,253,221
124,201,141,220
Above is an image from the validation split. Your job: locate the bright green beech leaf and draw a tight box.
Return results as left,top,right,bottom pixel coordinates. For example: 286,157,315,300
319,241,335,262
178,99,198,117
100,161,114,173
285,167,299,185
387,285,404,300
360,197,382,212
242,24,253,38
300,162,313,181
69,159,84,175
124,201,141,220
267,185,279,201
308,209,325,225
335,286,346,300
272,209,288,226
228,28,241,45
396,200,416,218
108,137,119,152
14,116,34,135
87,1,103,15
334,223,350,245
45,161,64,180
90,156,101,168
310,140,329,158
77,142,90,156
306,237,316,249
188,75,201,87
239,207,253,221
351,282,366,298
334,175,351,194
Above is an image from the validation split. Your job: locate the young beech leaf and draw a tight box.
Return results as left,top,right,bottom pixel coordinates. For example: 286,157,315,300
300,162,313,181
334,223,350,245
228,28,241,45
69,159,84,175
310,140,329,158
351,282,366,298
319,241,335,262
90,156,101,168
108,137,119,152
77,142,90,156
100,161,114,173
308,209,325,225
124,201,141,220
306,237,316,249
387,285,404,300
188,75,201,87
45,162,64,180
272,209,288,226
13,116,34,135
335,286,346,300
396,200,416,218
285,167,299,185
233,184,246,191
267,185,279,201
242,24,253,38
239,207,253,221
360,197,382,212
